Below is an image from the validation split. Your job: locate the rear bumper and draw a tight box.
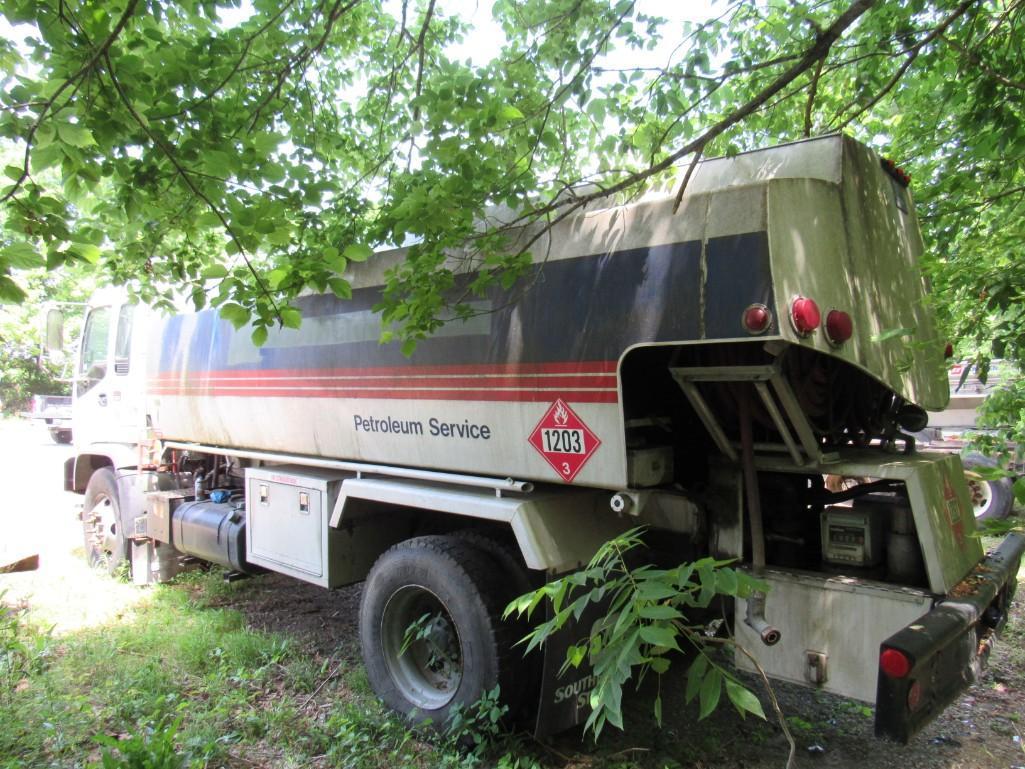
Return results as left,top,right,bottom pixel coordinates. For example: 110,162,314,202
875,532,1024,742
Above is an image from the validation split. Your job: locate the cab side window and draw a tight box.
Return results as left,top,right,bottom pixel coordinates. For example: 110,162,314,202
78,306,110,395
114,305,134,375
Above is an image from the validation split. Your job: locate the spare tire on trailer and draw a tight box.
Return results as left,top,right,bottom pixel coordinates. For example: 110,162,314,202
961,452,1014,521
359,535,521,727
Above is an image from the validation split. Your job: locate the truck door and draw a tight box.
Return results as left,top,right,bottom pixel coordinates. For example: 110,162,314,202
73,304,113,448
110,304,145,437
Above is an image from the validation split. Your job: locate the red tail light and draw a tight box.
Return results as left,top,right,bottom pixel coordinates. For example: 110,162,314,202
880,648,912,678
742,304,772,334
790,297,820,336
824,310,853,346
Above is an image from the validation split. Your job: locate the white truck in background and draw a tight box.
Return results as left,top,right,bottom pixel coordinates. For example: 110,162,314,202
51,135,1023,742
22,393,73,444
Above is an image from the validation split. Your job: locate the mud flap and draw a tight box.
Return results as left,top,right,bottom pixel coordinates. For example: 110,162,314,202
532,592,613,736
875,533,1024,743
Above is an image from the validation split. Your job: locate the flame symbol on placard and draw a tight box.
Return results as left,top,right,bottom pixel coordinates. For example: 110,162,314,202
554,401,569,426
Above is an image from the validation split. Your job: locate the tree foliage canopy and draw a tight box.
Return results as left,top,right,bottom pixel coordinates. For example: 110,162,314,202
0,0,1022,364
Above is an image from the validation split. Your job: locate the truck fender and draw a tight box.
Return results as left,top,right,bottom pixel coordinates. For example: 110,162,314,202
329,477,632,573
66,443,140,493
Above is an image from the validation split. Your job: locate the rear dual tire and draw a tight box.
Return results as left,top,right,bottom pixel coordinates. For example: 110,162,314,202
359,534,531,727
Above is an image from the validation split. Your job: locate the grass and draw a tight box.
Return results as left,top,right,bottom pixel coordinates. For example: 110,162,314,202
0,570,525,769
3,550,1023,769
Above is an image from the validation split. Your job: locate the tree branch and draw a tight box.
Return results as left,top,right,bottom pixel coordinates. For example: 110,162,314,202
410,0,437,122
832,0,976,131
1,0,139,205
942,31,1025,90
506,0,877,232
151,0,300,121
101,52,281,320
803,57,824,137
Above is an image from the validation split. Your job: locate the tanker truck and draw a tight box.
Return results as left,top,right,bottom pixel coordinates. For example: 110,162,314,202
53,135,1023,743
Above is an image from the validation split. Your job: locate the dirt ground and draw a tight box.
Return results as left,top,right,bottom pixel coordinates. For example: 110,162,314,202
2,416,1023,769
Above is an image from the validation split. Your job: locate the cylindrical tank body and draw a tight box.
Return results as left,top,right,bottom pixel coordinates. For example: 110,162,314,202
146,137,947,489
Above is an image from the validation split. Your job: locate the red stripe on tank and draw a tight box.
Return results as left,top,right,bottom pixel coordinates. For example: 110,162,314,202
146,386,619,403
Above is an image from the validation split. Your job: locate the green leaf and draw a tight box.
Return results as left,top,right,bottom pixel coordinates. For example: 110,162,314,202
871,326,915,343
201,265,229,279
251,325,268,346
716,568,739,595
0,275,27,303
266,227,292,246
343,243,373,262
638,625,680,651
698,667,722,720
69,243,101,264
196,211,223,228
57,122,96,148
634,581,678,601
725,679,766,720
4,165,23,181
266,268,290,289
499,104,524,120
637,603,682,621
280,307,302,329
203,150,234,177
685,655,707,703
649,656,670,674
1,243,43,269
653,693,662,726
218,302,250,329
262,162,286,183
328,278,352,300
1007,475,1025,505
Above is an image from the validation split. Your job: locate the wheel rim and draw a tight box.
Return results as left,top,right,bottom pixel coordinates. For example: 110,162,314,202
381,585,462,711
965,474,993,519
85,493,119,564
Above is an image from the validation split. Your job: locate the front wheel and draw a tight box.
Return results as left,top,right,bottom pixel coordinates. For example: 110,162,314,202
359,536,519,727
82,468,127,575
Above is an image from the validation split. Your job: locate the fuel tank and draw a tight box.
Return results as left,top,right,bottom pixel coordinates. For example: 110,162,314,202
146,136,948,489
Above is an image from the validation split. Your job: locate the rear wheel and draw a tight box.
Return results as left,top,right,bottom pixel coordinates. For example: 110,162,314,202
359,535,520,727
82,469,127,575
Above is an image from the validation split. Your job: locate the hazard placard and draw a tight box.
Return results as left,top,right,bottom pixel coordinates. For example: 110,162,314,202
528,399,601,482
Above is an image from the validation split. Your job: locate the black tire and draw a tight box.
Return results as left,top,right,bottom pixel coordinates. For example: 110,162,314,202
962,453,1014,521
55,430,72,444
451,529,538,601
82,468,128,575
359,535,520,728
451,529,543,715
